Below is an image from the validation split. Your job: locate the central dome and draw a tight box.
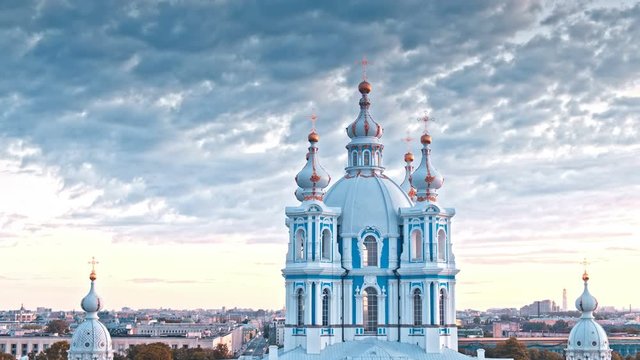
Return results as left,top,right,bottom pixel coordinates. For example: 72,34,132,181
325,175,412,236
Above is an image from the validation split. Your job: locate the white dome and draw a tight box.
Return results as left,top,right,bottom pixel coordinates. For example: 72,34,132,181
69,319,113,359
324,175,412,236
567,318,610,351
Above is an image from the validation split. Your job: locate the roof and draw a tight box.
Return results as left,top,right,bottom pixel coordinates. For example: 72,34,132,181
270,339,480,360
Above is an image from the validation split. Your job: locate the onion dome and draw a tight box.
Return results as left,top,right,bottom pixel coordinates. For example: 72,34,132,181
346,81,383,139
411,132,444,203
81,270,102,317
400,152,417,201
295,130,331,201
575,271,598,315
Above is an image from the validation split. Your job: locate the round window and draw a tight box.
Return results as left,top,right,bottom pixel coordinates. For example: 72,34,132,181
577,341,582,346
592,341,597,346
85,342,90,347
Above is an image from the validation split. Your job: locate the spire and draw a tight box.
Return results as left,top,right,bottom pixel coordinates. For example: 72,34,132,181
295,114,331,201
400,135,416,201
81,257,102,319
346,78,383,140
575,261,598,318
411,113,444,203
344,62,385,175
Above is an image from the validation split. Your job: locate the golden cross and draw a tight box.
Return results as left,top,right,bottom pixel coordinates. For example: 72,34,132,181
310,113,318,132
359,56,369,81
580,258,590,272
418,112,434,134
401,133,413,151
88,256,99,272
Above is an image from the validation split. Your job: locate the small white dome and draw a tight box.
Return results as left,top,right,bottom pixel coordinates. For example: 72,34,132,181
81,282,102,313
70,319,113,356
567,318,609,351
325,175,411,236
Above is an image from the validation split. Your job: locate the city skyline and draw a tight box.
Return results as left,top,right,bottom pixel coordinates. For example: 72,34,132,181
1,1,639,311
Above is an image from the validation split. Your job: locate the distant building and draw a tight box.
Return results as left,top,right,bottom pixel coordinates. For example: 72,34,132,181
493,322,519,338
520,300,559,317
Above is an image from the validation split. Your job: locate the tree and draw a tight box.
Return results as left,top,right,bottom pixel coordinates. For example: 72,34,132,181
0,353,15,360
113,354,127,360
490,337,530,360
44,320,69,334
126,343,172,360
550,320,568,333
529,349,563,360
34,341,69,360
212,343,230,359
473,317,482,325
612,352,625,360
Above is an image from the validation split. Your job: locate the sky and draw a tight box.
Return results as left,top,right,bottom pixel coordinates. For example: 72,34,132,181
0,0,639,312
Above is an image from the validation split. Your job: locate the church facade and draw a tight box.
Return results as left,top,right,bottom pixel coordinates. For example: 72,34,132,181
281,78,460,357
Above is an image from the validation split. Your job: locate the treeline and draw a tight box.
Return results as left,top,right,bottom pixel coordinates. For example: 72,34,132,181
115,343,231,360
0,341,231,360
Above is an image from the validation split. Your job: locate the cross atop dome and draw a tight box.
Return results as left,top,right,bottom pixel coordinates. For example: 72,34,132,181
88,256,99,281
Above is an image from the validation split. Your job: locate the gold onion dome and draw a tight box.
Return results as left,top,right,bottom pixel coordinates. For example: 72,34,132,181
582,271,590,282
421,134,432,145
89,270,97,281
404,152,414,162
358,80,372,94
308,131,319,143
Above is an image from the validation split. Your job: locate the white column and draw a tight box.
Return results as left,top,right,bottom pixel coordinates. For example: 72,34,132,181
305,282,313,325
389,236,398,268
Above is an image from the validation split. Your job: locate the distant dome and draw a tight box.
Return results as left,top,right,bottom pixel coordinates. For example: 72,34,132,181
325,175,412,236
70,320,113,356
567,318,609,351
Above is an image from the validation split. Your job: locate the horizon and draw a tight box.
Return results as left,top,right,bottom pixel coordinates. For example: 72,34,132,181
1,1,638,312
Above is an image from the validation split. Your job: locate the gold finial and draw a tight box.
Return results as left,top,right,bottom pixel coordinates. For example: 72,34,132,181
308,113,319,142
581,258,590,282
357,56,372,94
418,113,435,144
88,256,99,281
402,134,414,162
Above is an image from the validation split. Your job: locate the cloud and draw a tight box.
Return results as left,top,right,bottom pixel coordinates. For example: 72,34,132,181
0,1,639,309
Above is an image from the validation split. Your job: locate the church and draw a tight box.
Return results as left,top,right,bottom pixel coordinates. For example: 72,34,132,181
270,77,472,360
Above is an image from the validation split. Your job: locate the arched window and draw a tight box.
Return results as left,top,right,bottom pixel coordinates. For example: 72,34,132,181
437,229,446,261
363,151,370,166
376,151,381,166
321,229,331,261
295,229,305,261
321,288,330,326
439,288,446,326
363,236,377,267
352,151,358,167
411,229,422,261
297,288,305,326
363,287,378,333
413,288,422,326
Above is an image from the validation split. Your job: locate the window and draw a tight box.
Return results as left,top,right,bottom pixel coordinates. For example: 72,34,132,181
437,229,446,261
321,229,331,260
363,236,377,267
439,288,446,326
297,288,305,326
322,289,330,326
364,151,370,166
411,229,422,261
295,229,305,261
375,151,381,166
352,151,358,167
363,287,378,333
413,288,422,326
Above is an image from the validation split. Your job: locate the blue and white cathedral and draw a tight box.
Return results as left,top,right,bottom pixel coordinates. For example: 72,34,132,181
276,78,465,359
